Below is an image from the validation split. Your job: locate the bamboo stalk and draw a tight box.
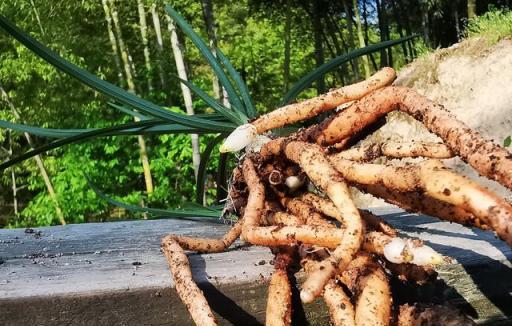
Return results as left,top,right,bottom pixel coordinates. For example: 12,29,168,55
166,16,201,180
0,83,65,225
137,0,154,93
107,0,154,195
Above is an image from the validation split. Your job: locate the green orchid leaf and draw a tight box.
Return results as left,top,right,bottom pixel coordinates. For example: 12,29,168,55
283,35,419,104
196,134,225,204
164,4,246,114
216,47,257,118
88,179,221,219
0,15,234,132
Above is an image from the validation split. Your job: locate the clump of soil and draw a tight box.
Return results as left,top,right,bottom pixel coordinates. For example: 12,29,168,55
354,38,512,207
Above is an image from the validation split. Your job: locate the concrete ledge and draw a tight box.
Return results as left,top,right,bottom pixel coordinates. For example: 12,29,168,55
1,208,511,325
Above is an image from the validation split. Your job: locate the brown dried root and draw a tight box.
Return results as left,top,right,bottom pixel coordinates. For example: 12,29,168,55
302,257,356,326
159,218,248,326
280,197,333,227
161,238,218,326
244,223,346,248
242,158,346,248
301,257,356,325
268,210,440,266
398,303,476,326
282,141,364,303
241,158,266,237
323,279,356,326
336,141,453,162
305,86,512,190
270,211,304,226
266,249,294,326
356,183,481,228
328,157,512,244
339,253,392,326
299,192,397,236
166,218,244,253
363,231,443,266
252,68,396,134
383,261,437,285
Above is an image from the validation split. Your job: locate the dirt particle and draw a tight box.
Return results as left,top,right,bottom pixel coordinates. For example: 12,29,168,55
24,228,42,239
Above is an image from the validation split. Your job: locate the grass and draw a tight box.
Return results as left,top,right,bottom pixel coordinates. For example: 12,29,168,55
397,8,512,88
467,8,512,44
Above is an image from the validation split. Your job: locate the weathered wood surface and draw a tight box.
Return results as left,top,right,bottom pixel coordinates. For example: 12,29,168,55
1,208,511,325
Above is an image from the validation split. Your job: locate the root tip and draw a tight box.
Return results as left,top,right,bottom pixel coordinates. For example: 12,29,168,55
300,289,315,303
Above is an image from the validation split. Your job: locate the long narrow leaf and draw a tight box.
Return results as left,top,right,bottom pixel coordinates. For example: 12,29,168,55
88,179,221,218
0,118,235,139
0,16,234,132
174,76,247,124
107,102,149,120
0,119,164,170
0,111,236,139
283,35,419,104
0,119,93,138
164,5,246,113
196,134,225,204
215,152,229,203
216,47,257,118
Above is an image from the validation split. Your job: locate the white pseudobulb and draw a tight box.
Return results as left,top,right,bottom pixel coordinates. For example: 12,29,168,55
300,289,315,303
383,238,408,264
285,176,304,192
219,124,257,153
245,135,271,153
409,241,444,266
384,238,443,266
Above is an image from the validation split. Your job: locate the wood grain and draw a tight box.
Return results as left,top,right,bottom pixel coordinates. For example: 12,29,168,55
1,208,511,325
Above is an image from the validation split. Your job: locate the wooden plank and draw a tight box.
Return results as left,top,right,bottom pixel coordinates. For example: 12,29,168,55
0,208,511,325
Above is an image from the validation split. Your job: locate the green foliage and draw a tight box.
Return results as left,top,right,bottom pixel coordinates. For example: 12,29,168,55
467,8,512,44
283,35,419,104
504,136,511,147
0,0,431,227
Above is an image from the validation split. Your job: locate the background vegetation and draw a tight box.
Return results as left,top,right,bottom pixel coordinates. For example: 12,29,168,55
0,0,511,227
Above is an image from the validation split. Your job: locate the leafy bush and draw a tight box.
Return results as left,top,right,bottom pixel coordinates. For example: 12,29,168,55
0,4,415,227
467,8,512,44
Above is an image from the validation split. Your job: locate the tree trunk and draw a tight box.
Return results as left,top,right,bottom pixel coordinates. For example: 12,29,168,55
108,0,136,92
397,0,416,57
200,0,224,103
420,0,430,47
29,0,45,37
166,16,201,180
8,135,18,217
0,84,65,225
454,2,461,40
390,0,409,62
362,0,379,70
150,3,168,91
325,16,349,85
468,0,476,19
108,0,154,195
352,0,371,78
283,0,292,94
100,0,124,86
312,0,326,93
137,0,154,93
325,17,348,84
376,0,392,67
342,0,360,79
